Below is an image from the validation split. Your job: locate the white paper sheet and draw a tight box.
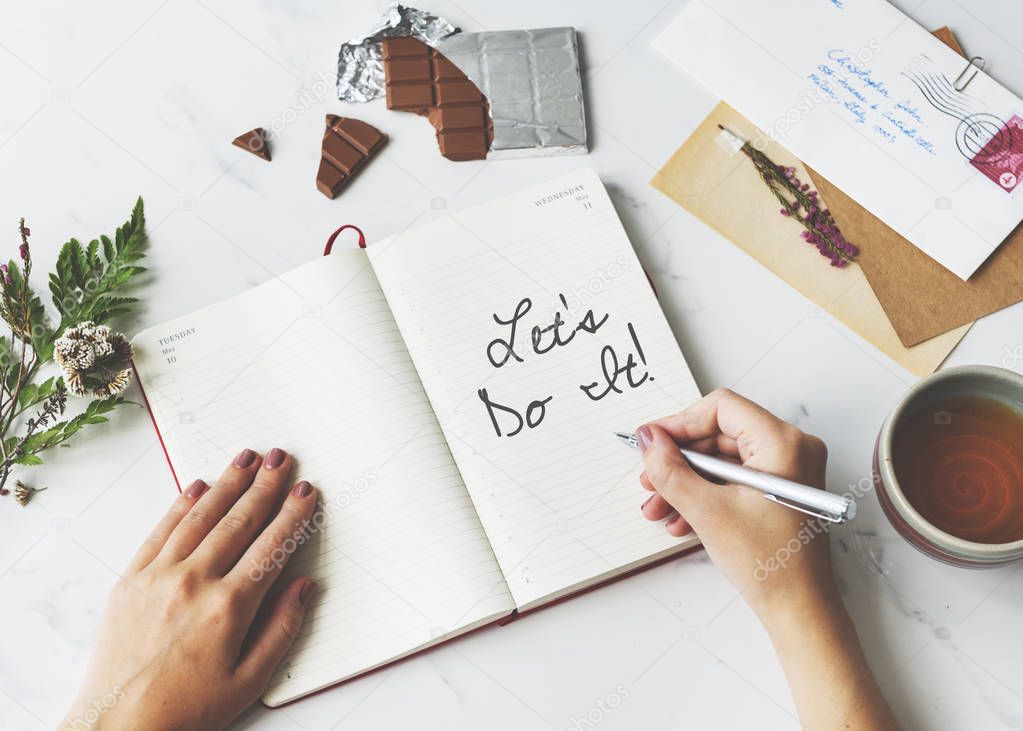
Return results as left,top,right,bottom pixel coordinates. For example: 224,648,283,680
656,0,1023,280
368,170,703,608
132,251,514,706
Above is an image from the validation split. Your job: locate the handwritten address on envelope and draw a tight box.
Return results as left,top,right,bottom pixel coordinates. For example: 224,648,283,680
657,0,1023,280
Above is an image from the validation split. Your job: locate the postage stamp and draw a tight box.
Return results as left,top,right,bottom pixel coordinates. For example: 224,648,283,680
969,113,1023,192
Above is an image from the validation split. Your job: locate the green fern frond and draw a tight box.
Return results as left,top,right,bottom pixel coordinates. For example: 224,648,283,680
48,197,147,335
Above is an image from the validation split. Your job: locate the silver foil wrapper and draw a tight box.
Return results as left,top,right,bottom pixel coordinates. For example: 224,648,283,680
436,27,588,158
337,3,458,103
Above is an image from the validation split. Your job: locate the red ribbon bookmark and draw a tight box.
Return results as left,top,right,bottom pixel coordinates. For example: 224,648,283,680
323,224,366,255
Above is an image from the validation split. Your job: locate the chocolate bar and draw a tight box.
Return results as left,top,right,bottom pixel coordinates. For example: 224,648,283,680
382,36,492,161
436,28,588,158
316,115,387,199
232,127,271,161
335,4,458,104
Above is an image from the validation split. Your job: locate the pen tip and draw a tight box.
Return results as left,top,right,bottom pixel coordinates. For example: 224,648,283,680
614,432,632,441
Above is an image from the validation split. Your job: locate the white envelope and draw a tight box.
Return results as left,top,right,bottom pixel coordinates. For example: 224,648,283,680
656,0,1023,280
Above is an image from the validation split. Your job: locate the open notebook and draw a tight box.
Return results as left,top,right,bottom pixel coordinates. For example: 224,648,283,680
132,169,703,706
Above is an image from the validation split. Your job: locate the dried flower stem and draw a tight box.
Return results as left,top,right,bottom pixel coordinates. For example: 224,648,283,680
0,384,66,488
722,127,859,267
14,479,46,506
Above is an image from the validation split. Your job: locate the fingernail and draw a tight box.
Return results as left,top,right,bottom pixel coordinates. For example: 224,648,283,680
265,447,287,470
300,580,318,607
641,495,653,510
233,449,257,468
293,480,313,498
636,426,653,452
184,479,207,499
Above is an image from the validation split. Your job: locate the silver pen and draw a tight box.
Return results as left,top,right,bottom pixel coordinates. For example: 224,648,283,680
616,432,856,523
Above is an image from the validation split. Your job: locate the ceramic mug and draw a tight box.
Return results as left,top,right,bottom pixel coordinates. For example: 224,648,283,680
873,365,1023,568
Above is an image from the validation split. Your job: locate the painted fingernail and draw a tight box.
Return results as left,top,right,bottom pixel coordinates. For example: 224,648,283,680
300,580,318,607
293,480,313,498
641,495,653,510
233,449,257,468
184,479,207,499
636,426,653,452
265,447,287,470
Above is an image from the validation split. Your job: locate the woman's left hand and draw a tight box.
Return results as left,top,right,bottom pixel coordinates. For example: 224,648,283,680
62,447,318,731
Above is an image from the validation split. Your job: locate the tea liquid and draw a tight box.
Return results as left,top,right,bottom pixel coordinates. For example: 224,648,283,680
893,395,1023,544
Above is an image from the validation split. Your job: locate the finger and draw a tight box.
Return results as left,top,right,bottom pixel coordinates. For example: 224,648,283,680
193,448,294,575
685,433,740,457
235,577,317,691
641,492,675,521
128,479,208,572
640,471,655,491
650,388,788,458
665,513,693,537
637,424,716,517
163,449,262,561
228,481,318,608
715,434,740,457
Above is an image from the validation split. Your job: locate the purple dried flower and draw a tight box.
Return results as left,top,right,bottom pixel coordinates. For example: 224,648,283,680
19,243,28,260
734,134,857,268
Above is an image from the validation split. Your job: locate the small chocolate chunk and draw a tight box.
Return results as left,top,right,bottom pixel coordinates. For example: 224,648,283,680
232,127,271,161
382,37,493,161
316,115,387,199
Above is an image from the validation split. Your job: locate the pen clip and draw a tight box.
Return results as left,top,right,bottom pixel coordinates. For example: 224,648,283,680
762,493,844,524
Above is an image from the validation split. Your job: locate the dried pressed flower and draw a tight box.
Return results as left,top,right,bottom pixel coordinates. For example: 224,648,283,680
720,126,859,267
54,321,134,397
13,480,45,507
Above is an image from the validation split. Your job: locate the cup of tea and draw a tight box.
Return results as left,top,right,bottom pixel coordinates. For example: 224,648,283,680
873,365,1023,567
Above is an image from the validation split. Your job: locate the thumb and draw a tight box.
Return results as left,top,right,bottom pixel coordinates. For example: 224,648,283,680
637,424,714,516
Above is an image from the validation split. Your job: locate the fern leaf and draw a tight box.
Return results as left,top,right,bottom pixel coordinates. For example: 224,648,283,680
49,198,147,332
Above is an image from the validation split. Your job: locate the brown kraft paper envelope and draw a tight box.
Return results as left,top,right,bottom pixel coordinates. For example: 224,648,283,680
651,102,969,378
806,27,1023,348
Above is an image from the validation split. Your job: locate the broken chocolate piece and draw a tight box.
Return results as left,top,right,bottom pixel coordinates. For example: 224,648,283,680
316,115,387,199
232,127,271,161
382,36,492,162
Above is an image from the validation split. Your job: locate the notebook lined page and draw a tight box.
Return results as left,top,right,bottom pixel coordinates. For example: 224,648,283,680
369,169,703,609
132,250,514,706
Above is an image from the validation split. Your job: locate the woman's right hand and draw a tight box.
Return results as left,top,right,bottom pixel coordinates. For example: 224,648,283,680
637,389,898,730
636,387,836,620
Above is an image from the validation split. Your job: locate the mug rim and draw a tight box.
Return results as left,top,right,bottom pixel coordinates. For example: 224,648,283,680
876,364,1023,562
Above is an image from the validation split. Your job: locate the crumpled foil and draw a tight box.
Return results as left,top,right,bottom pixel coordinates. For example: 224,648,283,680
336,4,459,103
436,28,588,157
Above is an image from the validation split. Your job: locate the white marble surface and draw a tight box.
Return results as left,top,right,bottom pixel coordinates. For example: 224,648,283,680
1,1,1023,729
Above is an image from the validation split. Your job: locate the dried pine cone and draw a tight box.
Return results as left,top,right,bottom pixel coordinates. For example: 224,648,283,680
54,321,134,397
